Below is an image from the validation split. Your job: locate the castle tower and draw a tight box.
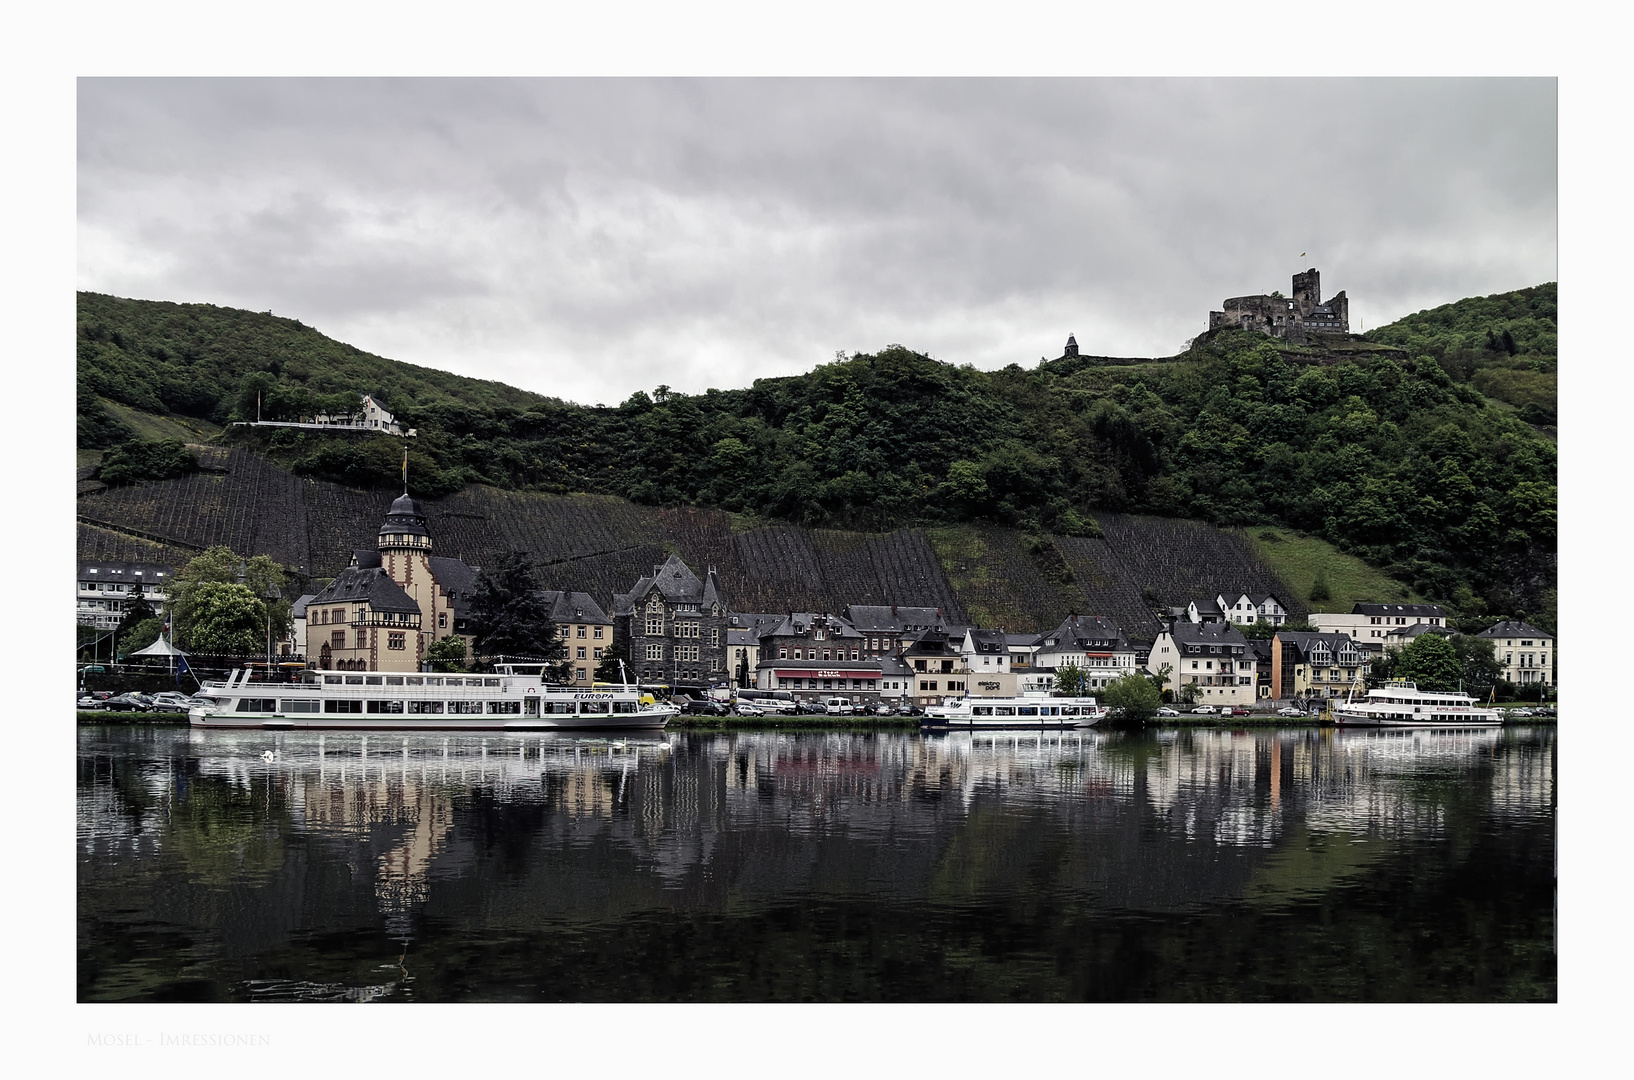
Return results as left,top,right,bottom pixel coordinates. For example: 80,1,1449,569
1292,268,1320,319
375,493,447,663
1063,334,1079,358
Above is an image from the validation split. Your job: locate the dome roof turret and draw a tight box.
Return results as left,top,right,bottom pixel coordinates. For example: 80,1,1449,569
378,492,431,543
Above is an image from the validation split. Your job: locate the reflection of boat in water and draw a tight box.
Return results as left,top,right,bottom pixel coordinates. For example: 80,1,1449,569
1332,679,1502,728
922,694,1105,729
189,662,678,731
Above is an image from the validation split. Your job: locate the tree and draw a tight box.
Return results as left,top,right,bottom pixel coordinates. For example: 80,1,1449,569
96,439,199,486
1177,680,1201,705
117,618,163,657
1054,663,1087,696
1450,635,1504,695
596,637,632,683
185,581,266,654
1102,672,1161,728
466,552,570,678
1309,569,1332,604
424,635,467,672
169,546,291,650
116,595,158,650
1393,633,1463,692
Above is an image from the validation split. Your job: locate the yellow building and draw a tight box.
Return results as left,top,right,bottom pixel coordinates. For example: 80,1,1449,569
540,591,614,685
303,493,476,672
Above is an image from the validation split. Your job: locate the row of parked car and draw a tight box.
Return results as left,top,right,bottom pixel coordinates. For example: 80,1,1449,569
1156,704,1314,718
77,690,207,713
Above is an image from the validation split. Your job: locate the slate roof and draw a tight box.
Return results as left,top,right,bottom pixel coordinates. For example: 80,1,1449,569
308,566,420,615
352,549,383,570
762,613,863,640
1353,602,1445,618
537,590,610,624
965,629,1008,654
427,556,478,615
77,560,174,581
290,593,318,619
378,493,429,538
1273,630,1364,659
1167,620,1251,651
1477,620,1552,640
845,605,948,633
1036,614,1130,652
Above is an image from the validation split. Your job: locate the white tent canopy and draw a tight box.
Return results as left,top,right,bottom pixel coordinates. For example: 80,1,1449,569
129,634,187,658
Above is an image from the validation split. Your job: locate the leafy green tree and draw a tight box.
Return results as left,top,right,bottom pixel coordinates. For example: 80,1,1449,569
467,552,570,678
1393,634,1463,692
596,637,632,683
116,595,158,648
169,546,291,649
1102,672,1161,727
1450,635,1504,695
118,618,163,657
1309,569,1332,604
1054,663,1087,696
1177,680,1201,705
185,581,266,654
424,635,467,672
96,439,199,486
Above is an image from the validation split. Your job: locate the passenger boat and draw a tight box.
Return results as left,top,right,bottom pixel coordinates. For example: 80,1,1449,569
922,694,1106,729
1331,678,1502,728
188,662,678,730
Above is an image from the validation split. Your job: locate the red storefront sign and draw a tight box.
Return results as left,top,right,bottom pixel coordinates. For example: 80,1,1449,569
773,668,882,679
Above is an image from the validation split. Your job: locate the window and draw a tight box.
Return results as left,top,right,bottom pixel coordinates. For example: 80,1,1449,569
646,618,664,636
779,648,787,659
439,612,447,628
577,626,587,638
356,630,368,648
594,626,603,639
593,647,603,659
576,646,587,659
388,632,405,650
576,667,588,681
710,628,719,646
646,643,665,661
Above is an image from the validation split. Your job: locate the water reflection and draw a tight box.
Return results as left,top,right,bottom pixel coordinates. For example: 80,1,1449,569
78,726,1555,1002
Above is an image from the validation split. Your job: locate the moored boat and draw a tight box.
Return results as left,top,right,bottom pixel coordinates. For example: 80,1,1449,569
188,662,678,730
1331,678,1502,728
922,694,1105,729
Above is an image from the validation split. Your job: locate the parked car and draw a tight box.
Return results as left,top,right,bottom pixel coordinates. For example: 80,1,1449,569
103,693,152,712
1156,706,1180,717
824,697,854,716
77,695,103,710
149,692,197,713
680,699,729,716
895,704,922,716
1228,706,1252,717
1190,705,1217,715
1276,706,1303,717
732,702,764,716
873,704,895,716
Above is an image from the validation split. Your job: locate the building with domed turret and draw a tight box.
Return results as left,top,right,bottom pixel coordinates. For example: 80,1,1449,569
302,492,479,672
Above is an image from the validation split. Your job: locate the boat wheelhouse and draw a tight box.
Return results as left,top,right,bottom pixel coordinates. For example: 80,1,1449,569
1332,679,1502,728
188,662,677,730
922,694,1106,730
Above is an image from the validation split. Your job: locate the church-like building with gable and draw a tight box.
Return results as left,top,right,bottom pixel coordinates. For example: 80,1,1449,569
302,493,478,672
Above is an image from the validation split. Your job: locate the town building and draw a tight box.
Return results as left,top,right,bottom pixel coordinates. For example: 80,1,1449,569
1184,592,1286,626
753,612,883,700
1032,615,1137,691
845,604,954,660
614,554,730,689
725,612,785,689
539,591,613,686
901,628,968,706
77,560,172,629
1147,620,1257,706
959,628,1013,675
1477,621,1554,687
1311,602,1447,650
301,493,477,672
1209,267,1350,341
1271,630,1370,700
289,593,318,656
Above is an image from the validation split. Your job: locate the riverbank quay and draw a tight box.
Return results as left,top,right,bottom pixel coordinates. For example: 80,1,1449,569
667,714,920,731
77,710,184,725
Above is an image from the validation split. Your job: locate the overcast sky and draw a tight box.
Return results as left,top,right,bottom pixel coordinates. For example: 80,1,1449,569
77,78,1556,406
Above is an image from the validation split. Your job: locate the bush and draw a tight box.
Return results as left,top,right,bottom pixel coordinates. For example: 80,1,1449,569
96,439,200,486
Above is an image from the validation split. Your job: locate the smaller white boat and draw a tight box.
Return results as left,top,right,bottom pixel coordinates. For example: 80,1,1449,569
1332,678,1502,728
922,694,1105,729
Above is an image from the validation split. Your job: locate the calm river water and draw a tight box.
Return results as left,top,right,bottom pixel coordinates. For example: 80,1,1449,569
78,724,1555,1002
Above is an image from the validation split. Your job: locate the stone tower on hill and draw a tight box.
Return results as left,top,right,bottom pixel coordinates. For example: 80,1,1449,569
1209,267,1350,342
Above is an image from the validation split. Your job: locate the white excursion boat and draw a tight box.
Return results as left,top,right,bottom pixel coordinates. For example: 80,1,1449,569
188,662,679,731
1331,679,1502,728
922,694,1106,729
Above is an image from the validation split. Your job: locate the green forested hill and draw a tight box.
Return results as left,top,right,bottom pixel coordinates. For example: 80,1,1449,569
75,288,1558,629
1364,282,1557,424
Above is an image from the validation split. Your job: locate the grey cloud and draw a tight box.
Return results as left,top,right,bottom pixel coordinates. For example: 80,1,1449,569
78,77,1556,405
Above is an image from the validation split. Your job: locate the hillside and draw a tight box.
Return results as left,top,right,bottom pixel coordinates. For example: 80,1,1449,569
76,444,1309,635
1363,282,1556,425
75,286,1558,629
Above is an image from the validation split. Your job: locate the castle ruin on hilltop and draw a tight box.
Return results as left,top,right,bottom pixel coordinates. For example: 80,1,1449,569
1209,267,1349,342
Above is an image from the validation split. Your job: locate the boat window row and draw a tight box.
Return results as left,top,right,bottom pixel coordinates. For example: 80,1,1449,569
1377,697,1472,707
235,698,638,715
970,705,1088,716
319,675,504,687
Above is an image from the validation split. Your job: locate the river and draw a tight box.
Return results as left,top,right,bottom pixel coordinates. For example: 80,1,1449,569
77,724,1555,1001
